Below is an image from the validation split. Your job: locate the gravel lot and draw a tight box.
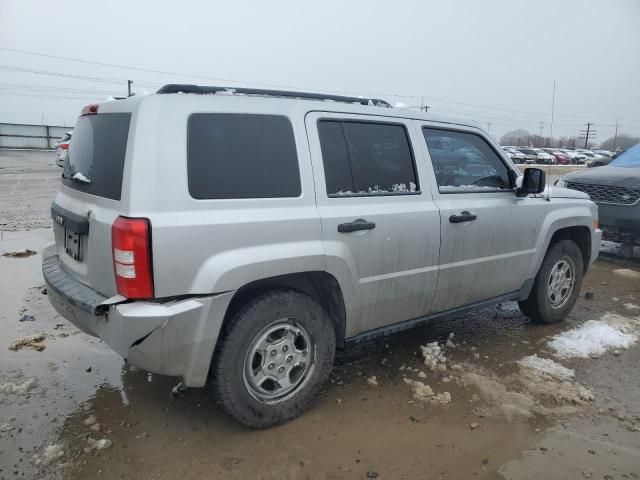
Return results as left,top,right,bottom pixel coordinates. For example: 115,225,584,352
1,149,639,480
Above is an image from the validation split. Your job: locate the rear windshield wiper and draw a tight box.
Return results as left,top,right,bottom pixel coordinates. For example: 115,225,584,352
62,171,92,184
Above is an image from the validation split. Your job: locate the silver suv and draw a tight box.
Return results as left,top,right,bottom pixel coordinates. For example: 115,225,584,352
43,85,601,428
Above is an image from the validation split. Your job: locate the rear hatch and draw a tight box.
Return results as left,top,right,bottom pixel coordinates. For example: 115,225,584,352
52,108,132,297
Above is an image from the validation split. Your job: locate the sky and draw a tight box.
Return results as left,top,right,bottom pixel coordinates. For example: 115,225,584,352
1,0,639,144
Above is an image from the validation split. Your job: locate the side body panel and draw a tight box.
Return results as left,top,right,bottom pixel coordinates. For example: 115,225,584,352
305,112,441,337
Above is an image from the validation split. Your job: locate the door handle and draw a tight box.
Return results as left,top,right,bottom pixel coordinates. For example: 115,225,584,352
338,218,376,233
449,211,477,223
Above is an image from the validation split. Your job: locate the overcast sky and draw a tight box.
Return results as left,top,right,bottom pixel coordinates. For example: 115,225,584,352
1,0,639,143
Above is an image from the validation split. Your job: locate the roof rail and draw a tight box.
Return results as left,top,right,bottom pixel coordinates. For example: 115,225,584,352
156,84,391,107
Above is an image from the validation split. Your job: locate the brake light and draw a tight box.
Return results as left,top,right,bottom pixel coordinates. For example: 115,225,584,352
59,143,69,150
112,217,154,298
81,104,99,116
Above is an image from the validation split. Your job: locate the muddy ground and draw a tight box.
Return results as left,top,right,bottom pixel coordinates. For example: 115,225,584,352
1,150,639,480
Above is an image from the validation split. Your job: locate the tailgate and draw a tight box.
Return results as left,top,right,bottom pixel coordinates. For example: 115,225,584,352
53,111,132,297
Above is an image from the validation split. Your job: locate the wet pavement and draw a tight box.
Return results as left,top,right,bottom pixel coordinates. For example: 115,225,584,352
1,150,639,480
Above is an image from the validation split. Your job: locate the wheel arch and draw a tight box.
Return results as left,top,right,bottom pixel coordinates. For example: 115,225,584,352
548,225,592,273
220,271,347,349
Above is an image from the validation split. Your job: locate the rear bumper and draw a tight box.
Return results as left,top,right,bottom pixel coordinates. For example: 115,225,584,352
42,246,234,387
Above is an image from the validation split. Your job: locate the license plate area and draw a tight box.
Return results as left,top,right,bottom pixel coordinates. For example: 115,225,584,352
64,229,82,261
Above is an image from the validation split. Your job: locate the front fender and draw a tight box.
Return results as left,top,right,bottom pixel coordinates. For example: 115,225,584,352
526,202,597,279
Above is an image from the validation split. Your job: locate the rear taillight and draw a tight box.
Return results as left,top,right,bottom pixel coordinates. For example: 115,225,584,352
59,143,69,150
112,217,154,299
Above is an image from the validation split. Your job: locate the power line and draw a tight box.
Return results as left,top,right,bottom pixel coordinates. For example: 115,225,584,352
0,47,632,122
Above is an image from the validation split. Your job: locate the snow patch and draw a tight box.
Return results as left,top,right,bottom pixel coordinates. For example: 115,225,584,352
420,342,447,371
623,303,640,312
87,437,112,450
34,444,64,465
548,316,637,358
517,355,575,381
0,378,35,395
403,378,451,405
9,334,46,352
613,268,640,280
439,185,504,193
366,375,378,386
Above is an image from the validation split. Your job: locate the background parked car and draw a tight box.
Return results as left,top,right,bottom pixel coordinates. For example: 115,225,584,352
517,147,554,164
542,148,571,165
503,147,527,164
55,130,72,168
559,149,586,164
557,143,640,257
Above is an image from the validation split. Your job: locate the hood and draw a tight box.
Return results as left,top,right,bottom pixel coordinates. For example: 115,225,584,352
548,186,590,200
560,165,640,189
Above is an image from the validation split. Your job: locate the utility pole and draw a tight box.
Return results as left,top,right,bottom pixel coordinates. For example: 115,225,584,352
550,80,556,140
127,80,134,97
579,123,596,148
613,119,621,151
420,97,429,112
539,121,545,137
487,122,491,133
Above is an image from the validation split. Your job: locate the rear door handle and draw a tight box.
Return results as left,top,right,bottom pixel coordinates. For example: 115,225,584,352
338,218,376,233
449,211,477,223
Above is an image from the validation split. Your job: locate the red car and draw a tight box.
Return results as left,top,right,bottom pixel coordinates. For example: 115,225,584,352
544,149,571,165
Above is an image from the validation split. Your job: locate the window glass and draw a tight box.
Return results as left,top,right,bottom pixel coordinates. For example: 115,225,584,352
187,114,301,199
64,113,131,200
422,128,512,193
318,120,418,196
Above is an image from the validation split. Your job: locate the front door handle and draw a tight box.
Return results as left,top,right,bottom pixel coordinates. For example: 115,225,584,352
338,218,376,233
449,211,477,223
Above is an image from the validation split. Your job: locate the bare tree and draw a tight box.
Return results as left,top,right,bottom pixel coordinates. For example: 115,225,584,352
500,129,530,145
599,134,640,152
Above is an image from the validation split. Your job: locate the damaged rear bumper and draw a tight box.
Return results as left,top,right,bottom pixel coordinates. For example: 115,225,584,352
42,248,233,387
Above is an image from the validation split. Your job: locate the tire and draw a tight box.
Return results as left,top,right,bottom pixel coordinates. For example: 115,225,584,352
518,240,584,324
212,289,336,428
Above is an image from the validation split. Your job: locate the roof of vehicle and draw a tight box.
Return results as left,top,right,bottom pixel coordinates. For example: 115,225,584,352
95,84,482,131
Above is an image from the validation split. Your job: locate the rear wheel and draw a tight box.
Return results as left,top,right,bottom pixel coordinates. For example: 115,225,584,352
212,290,336,428
519,240,584,324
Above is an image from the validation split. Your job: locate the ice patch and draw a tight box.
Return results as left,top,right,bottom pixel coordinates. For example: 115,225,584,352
517,355,575,381
548,317,637,358
613,268,640,280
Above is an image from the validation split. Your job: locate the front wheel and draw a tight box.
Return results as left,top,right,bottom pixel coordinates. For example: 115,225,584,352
519,240,584,324
212,290,336,428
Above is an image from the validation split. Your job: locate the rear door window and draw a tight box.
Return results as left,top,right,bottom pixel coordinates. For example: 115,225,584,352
63,113,131,200
187,114,301,199
422,128,512,193
318,120,418,196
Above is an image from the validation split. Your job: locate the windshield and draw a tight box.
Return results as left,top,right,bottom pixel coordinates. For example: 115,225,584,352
610,143,640,167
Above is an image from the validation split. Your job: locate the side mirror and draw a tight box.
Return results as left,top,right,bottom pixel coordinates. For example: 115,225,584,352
516,168,546,197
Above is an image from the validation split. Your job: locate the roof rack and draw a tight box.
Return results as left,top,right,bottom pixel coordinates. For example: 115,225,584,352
156,84,391,107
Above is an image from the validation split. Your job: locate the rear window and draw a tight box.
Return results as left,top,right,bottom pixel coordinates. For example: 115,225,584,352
187,114,301,199
63,113,131,200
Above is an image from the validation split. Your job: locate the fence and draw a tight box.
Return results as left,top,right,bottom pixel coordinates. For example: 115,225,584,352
0,123,73,150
